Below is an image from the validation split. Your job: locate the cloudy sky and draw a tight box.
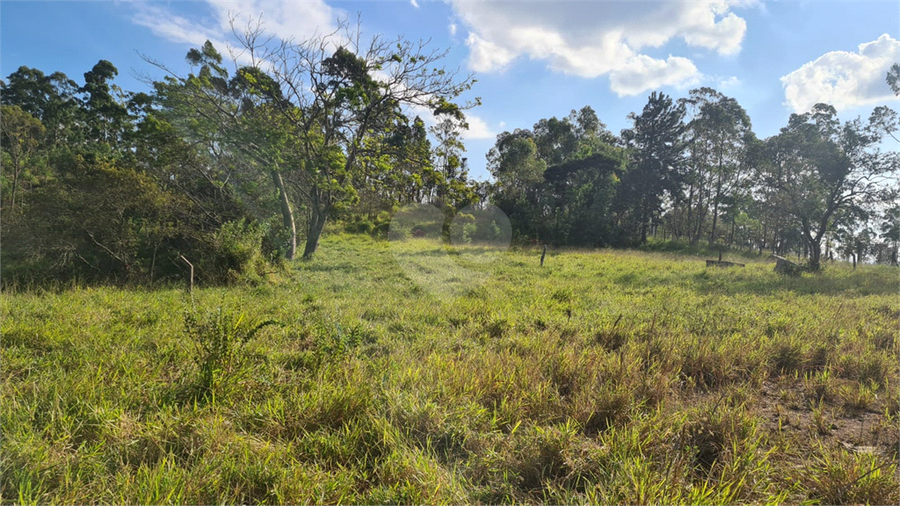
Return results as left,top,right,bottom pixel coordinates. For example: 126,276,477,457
2,1,898,180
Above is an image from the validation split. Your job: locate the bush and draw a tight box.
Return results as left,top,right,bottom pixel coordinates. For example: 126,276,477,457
388,226,410,241
449,212,476,245
261,216,295,262
344,220,374,235
196,219,271,285
476,220,503,242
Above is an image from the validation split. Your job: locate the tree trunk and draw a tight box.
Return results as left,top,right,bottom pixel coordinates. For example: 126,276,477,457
729,212,736,247
640,200,649,244
708,171,723,247
10,165,19,213
808,239,822,271
685,183,694,241
303,204,326,259
271,170,297,260
691,188,705,246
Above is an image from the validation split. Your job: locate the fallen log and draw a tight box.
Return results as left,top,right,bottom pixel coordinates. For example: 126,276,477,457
705,259,746,267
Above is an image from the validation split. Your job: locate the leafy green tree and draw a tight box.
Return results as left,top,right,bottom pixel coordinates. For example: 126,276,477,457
757,103,898,270
429,115,470,208
878,204,899,265
488,107,624,245
80,60,132,146
351,114,433,221
487,130,547,240
1,67,81,147
679,88,753,246
23,153,180,280
2,59,273,285
868,106,900,143
533,115,578,166
618,92,687,244
488,130,545,195
149,41,303,259
392,116,434,205
543,145,626,245
0,105,45,214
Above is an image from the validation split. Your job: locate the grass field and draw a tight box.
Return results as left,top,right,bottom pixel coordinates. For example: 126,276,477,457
2,234,898,504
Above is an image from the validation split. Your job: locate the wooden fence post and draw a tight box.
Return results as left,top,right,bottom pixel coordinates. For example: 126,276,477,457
179,255,193,296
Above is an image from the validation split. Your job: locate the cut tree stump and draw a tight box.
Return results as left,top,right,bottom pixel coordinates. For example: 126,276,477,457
768,254,801,275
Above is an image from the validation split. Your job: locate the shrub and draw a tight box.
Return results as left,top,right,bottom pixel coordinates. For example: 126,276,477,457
462,222,478,244
190,219,273,285
388,226,410,241
475,220,503,242
449,212,476,245
344,220,374,235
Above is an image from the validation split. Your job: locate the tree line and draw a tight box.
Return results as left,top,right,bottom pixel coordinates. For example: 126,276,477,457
1,22,481,285
487,87,899,269
1,21,897,286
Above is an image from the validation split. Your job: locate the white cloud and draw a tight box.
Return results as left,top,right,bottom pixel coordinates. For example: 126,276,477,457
403,101,495,141
131,0,340,52
410,0,419,9
466,33,517,73
609,56,699,97
718,76,742,89
132,4,223,48
448,23,457,37
450,0,752,95
679,11,745,55
461,115,496,140
781,34,900,113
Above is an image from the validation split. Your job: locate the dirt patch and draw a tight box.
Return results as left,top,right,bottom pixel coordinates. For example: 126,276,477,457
754,380,898,458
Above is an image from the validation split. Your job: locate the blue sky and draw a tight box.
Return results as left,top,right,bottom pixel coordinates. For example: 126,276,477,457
2,1,898,180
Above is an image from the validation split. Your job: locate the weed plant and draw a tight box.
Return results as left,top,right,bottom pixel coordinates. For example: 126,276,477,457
182,306,281,400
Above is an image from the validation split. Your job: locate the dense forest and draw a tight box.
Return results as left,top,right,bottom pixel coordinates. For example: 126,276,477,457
2,27,898,286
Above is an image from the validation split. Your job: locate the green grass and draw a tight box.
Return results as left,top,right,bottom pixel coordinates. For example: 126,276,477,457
2,233,898,504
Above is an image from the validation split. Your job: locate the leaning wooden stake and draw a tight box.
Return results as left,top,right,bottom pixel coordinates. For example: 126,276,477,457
540,245,547,267
179,255,194,295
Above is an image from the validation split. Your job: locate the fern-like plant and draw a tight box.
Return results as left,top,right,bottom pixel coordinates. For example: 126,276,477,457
183,306,280,398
